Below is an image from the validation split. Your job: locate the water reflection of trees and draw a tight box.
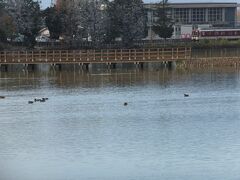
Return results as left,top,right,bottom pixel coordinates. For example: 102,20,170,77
51,69,181,88
192,47,240,58
0,67,239,90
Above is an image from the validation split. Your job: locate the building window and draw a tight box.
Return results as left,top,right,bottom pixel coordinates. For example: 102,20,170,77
208,8,222,22
192,8,205,23
174,8,189,23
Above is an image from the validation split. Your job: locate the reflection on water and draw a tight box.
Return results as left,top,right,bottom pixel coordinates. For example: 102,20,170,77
1,68,240,180
192,47,240,58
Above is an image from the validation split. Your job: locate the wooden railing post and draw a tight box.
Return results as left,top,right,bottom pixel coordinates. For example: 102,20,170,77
31,51,33,62
60,51,62,62
25,51,28,63
46,50,48,62
73,50,76,62
18,51,20,63
10,51,12,63
185,47,187,59
148,49,150,60
66,50,69,62
162,48,164,59
190,47,192,59
4,51,7,63
177,48,179,59
80,50,82,62
135,49,137,60
53,50,55,62
121,49,123,60
129,49,131,60
39,51,41,61
143,49,145,60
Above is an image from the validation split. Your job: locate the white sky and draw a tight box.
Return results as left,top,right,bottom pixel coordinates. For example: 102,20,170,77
40,0,239,9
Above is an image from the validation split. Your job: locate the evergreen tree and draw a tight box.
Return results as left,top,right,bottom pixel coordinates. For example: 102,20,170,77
0,0,15,42
108,0,146,47
83,0,110,46
0,0,6,41
152,0,173,39
0,0,4,10
7,0,42,47
43,6,63,39
64,1,78,40
58,0,84,41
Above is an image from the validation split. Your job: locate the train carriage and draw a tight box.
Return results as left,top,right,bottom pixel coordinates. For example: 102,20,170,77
192,28,240,40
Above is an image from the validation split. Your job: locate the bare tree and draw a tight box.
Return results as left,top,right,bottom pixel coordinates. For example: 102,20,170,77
58,0,110,47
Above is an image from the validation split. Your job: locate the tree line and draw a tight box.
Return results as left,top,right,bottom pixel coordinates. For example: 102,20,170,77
0,0,173,48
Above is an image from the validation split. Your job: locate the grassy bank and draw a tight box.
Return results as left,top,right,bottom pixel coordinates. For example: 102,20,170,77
1,39,240,51
0,42,29,51
191,39,240,49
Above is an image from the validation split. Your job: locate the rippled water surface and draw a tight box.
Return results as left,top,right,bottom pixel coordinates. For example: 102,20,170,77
1,68,240,180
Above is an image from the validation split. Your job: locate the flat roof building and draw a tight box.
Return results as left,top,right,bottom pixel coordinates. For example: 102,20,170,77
144,2,239,39
145,2,238,27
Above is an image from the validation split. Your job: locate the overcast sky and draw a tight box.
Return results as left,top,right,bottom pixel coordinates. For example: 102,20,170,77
40,0,239,9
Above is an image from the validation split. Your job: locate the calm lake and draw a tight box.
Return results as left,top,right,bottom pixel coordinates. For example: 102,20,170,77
1,67,240,180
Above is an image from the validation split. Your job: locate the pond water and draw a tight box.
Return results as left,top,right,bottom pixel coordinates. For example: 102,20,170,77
1,68,240,180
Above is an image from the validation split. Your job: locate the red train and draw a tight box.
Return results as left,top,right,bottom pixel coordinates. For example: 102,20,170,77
192,28,240,40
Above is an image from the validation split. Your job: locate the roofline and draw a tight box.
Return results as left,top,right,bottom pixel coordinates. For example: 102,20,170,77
144,2,239,9
198,29,240,31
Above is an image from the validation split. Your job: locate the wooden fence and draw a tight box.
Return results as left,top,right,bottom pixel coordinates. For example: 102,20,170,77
0,47,191,64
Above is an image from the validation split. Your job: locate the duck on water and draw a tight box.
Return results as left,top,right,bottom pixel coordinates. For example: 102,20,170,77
29,98,49,104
